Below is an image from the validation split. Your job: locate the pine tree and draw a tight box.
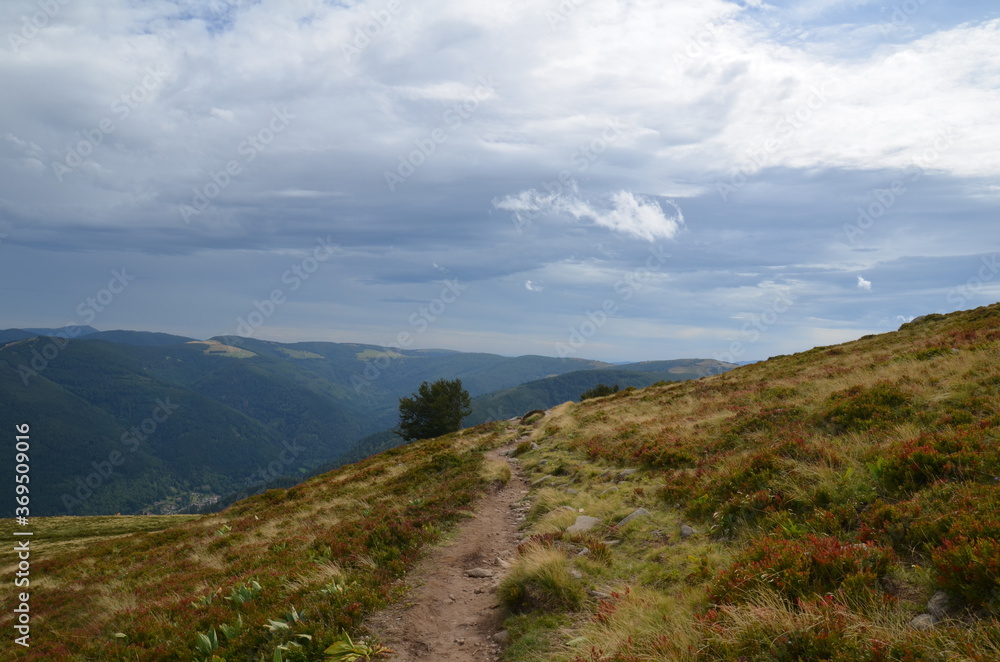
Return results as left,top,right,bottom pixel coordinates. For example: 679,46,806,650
395,379,472,441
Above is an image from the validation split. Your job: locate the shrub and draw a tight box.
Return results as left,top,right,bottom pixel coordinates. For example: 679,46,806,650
861,482,1000,557
821,381,912,433
710,535,895,606
931,536,1000,612
581,383,620,401
871,425,1000,497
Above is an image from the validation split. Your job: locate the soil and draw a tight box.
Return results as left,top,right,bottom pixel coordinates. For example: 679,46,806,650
367,445,529,661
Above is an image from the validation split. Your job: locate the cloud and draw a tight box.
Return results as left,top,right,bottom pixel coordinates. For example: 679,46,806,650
525,280,543,292
494,186,684,242
857,276,872,291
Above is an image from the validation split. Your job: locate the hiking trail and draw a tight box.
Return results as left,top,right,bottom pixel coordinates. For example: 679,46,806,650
367,444,529,661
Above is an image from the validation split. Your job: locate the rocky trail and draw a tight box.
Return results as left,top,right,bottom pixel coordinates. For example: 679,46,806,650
367,445,529,661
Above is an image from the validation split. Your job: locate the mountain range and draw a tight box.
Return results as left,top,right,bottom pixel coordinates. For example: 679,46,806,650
5,304,1000,661
0,327,734,515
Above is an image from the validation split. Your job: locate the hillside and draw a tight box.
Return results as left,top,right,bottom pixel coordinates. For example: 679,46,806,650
4,303,999,661
0,330,632,516
466,358,735,426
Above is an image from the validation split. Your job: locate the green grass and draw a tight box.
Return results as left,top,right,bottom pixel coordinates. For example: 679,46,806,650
0,421,516,661
493,302,1000,661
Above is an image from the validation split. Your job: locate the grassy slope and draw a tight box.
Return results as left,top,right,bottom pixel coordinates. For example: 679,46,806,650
4,303,999,660
498,304,1000,661
0,421,524,661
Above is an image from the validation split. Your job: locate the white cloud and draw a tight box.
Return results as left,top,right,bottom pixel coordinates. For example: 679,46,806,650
210,108,235,122
494,186,683,242
525,280,543,292
857,276,872,291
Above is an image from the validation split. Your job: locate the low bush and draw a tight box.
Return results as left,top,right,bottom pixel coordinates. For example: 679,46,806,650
710,535,895,606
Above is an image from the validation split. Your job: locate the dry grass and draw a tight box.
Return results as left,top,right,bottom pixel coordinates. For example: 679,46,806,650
500,304,1000,662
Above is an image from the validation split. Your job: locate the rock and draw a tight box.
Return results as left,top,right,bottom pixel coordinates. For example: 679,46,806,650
531,442,541,450
492,630,510,645
566,515,602,534
557,505,577,513
566,488,579,495
466,568,494,578
614,469,637,483
909,614,936,630
600,486,619,496
570,569,583,579
615,508,651,529
531,475,552,487
521,409,546,424
927,591,950,619
680,524,696,540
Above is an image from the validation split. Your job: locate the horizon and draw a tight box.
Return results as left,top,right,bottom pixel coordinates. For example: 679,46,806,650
1,322,770,365
2,1,999,364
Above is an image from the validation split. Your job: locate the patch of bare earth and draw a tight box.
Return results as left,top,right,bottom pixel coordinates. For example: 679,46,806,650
368,446,528,661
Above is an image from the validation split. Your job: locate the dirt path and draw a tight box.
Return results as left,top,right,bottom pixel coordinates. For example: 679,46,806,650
368,446,528,661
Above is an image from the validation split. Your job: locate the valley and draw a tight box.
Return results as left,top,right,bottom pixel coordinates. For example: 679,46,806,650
1,303,999,660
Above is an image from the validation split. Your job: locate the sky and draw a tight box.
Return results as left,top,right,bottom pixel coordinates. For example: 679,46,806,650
1,0,999,363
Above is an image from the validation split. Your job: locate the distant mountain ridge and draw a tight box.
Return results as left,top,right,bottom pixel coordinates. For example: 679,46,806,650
0,326,732,516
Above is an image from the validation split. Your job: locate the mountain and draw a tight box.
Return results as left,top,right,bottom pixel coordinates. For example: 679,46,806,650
465,358,735,425
6,303,1000,661
86,330,196,345
321,358,738,480
0,328,704,516
0,325,98,343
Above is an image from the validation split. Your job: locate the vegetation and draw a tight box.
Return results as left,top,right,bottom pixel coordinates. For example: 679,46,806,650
394,378,472,441
5,303,1000,661
497,303,1000,661
0,420,518,660
0,333,627,516
465,359,735,425
580,383,620,400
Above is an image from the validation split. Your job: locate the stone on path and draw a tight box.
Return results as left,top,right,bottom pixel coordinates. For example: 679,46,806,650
465,568,494,578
